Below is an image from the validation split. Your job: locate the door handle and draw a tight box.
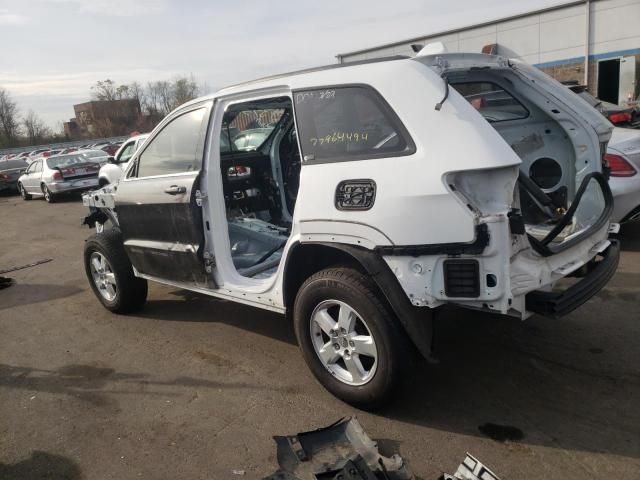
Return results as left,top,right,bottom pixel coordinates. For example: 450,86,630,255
164,185,187,195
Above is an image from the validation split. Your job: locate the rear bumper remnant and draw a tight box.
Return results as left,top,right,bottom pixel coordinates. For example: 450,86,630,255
526,239,620,318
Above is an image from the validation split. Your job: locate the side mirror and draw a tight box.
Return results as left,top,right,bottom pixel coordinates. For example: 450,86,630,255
107,156,116,164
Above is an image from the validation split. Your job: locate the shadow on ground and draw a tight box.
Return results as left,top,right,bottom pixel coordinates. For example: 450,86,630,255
384,305,640,460
0,451,81,480
619,221,640,252
0,283,83,311
139,289,296,345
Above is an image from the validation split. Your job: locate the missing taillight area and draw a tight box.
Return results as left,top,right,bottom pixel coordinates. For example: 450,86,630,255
605,153,637,177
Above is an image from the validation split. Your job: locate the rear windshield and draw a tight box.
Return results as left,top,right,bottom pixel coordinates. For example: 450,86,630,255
1,159,28,170
451,81,529,122
47,152,105,168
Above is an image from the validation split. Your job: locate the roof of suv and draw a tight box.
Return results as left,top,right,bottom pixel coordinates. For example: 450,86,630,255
178,55,411,111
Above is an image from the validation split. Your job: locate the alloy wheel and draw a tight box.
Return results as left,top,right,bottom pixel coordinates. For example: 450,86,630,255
89,252,117,301
309,299,378,386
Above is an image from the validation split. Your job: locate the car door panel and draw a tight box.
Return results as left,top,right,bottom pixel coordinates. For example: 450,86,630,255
115,104,211,287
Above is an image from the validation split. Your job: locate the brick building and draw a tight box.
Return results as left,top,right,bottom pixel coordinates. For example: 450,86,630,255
336,0,640,105
64,98,142,139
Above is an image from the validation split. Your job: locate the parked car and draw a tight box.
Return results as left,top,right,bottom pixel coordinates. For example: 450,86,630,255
18,150,109,202
59,147,78,154
26,149,49,163
98,134,149,186
82,51,618,408
100,143,121,156
568,85,636,126
0,159,29,193
605,127,640,223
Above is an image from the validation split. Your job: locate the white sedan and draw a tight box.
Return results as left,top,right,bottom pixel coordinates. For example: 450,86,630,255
18,150,108,203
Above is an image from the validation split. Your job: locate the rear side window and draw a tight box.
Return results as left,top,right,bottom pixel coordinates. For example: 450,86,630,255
293,86,415,163
137,108,205,178
451,82,528,122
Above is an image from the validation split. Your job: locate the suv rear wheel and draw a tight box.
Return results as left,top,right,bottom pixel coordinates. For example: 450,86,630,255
293,267,405,409
84,228,148,313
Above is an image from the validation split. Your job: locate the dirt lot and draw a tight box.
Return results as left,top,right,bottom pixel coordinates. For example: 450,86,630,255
0,191,639,480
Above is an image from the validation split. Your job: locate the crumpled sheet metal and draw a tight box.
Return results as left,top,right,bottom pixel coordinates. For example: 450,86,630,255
263,416,413,480
443,453,501,480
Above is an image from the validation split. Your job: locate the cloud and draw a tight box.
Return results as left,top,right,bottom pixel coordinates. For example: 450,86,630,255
41,0,169,16
0,9,29,25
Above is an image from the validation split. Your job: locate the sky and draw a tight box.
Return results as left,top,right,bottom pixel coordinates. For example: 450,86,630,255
1,0,574,129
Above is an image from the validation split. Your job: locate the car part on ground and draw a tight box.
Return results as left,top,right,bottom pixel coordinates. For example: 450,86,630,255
443,453,501,480
263,417,413,480
0,258,53,275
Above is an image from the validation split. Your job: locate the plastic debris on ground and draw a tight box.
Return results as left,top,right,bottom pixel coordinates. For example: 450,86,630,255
263,416,413,480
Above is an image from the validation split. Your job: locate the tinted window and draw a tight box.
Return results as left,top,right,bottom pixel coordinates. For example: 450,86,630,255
137,108,205,177
293,86,414,163
451,82,528,122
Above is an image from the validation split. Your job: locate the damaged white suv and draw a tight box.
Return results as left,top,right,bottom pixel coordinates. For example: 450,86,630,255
82,52,619,408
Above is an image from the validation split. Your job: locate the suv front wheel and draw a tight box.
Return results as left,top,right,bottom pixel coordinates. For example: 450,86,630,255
84,228,148,313
293,267,405,409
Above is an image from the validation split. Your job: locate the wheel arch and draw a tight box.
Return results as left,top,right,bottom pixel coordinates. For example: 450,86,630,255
283,241,435,360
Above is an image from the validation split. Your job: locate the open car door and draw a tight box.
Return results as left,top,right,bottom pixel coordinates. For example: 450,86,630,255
114,102,213,288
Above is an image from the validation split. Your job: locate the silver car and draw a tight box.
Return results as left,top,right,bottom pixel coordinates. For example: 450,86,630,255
18,150,109,203
607,127,640,223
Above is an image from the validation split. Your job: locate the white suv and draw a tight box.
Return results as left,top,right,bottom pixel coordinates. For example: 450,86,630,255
82,52,618,408
98,134,149,186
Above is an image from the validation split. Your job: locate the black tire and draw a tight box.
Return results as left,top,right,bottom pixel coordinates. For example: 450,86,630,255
98,177,109,187
84,228,148,313
293,267,405,409
18,183,32,200
41,184,56,203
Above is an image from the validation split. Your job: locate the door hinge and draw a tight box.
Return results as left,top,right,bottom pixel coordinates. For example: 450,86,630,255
195,189,207,207
203,251,215,273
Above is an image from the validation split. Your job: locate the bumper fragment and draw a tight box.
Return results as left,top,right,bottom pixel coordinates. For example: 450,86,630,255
525,239,620,318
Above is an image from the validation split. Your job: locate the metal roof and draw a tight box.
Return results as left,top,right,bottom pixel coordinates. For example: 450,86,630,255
335,0,591,61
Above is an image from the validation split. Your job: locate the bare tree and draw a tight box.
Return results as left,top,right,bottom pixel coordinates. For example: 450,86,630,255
128,81,146,110
23,110,51,143
0,88,21,147
156,81,173,116
91,79,119,101
173,74,199,108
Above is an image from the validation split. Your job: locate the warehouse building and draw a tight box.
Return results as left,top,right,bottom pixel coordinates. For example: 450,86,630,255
336,0,640,106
